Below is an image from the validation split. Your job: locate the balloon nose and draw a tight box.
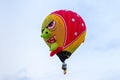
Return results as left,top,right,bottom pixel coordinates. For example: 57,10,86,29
41,28,52,38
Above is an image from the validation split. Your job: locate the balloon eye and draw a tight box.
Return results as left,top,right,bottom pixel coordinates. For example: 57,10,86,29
48,20,55,29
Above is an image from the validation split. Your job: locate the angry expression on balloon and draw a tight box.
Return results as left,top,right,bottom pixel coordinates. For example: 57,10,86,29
41,14,66,50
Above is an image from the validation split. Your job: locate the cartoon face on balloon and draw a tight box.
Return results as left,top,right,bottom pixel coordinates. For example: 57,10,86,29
41,10,86,57
41,14,66,51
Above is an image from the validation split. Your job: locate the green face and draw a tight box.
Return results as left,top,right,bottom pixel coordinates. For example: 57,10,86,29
41,15,58,51
41,14,65,52
41,15,54,39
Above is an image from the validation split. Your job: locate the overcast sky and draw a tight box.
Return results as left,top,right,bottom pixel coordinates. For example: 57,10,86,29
0,0,120,80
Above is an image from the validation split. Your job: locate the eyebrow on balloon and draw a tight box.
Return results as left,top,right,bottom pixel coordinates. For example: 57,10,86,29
46,20,54,28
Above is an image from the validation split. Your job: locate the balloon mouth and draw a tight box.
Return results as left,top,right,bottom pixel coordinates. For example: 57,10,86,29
47,35,56,43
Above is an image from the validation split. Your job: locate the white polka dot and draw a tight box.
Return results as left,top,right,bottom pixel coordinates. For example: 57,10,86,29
72,18,75,22
74,32,78,36
82,23,84,27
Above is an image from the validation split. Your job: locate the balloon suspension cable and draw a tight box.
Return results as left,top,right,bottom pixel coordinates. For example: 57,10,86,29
62,62,67,75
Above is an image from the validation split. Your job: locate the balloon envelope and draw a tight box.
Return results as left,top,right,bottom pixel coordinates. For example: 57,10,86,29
41,10,86,61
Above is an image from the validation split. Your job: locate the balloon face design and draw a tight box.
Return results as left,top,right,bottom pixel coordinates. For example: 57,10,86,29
41,14,66,51
41,10,86,60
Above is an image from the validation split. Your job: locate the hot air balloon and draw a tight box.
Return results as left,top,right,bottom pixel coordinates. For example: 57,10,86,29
41,10,86,74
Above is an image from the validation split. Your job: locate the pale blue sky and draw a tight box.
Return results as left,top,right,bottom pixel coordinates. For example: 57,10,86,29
0,0,120,80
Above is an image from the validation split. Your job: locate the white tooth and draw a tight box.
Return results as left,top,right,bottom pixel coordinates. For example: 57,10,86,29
54,36,56,39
